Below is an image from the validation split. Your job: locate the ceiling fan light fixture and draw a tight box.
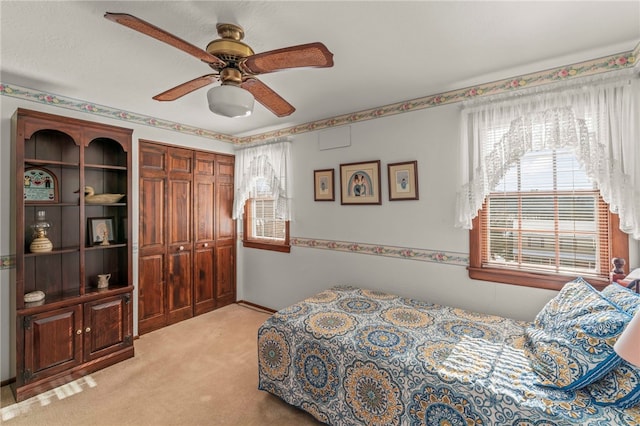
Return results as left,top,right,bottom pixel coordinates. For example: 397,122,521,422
207,85,254,118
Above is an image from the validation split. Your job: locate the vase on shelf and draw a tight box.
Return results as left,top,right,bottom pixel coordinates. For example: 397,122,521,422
29,210,53,253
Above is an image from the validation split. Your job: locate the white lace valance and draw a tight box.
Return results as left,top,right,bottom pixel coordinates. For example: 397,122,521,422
456,76,640,239
233,140,292,220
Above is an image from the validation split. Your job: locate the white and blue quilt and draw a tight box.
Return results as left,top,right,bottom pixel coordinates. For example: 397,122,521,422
257,286,640,425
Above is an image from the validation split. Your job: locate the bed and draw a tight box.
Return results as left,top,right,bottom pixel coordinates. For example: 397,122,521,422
257,282,640,425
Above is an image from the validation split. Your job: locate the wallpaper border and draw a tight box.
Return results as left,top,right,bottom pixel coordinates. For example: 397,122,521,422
1,44,637,145
290,237,469,267
0,255,15,270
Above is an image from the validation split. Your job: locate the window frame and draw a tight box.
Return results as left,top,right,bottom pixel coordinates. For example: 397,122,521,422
469,207,628,291
242,198,290,253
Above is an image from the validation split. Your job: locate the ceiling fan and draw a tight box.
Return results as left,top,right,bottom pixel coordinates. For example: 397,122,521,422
104,12,334,118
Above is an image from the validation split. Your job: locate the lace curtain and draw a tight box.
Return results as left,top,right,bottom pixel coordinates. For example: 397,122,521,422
233,140,292,220
455,75,640,239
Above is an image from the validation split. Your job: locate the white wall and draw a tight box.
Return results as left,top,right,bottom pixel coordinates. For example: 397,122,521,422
0,97,234,383
238,102,640,321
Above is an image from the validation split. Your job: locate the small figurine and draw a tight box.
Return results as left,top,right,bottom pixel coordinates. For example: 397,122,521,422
612,257,626,274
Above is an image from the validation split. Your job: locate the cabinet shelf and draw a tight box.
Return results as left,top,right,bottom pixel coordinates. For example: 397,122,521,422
86,243,127,250
24,246,80,256
85,163,127,171
19,285,134,315
24,159,80,168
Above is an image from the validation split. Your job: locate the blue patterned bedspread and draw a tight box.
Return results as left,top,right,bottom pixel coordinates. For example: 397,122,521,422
257,286,640,425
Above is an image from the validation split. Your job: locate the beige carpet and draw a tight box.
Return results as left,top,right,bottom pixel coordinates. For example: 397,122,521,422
1,304,324,426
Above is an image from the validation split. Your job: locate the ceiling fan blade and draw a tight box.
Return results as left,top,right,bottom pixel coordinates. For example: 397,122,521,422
153,74,219,101
104,12,226,67
240,42,334,75
241,78,295,117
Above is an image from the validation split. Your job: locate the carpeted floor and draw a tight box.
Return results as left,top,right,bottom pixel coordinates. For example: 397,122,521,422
0,303,324,425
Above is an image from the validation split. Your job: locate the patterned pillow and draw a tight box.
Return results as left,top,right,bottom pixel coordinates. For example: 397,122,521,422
587,284,640,408
588,360,640,408
602,283,640,315
525,277,629,390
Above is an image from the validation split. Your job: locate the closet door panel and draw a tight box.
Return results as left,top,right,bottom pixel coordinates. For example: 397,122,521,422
138,254,166,334
167,147,193,324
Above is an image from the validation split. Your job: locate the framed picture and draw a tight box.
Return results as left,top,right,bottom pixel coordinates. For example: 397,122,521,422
340,160,381,205
314,169,335,201
88,217,115,245
24,167,58,203
388,161,419,201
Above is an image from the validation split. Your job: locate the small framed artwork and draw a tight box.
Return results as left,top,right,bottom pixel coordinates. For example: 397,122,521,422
24,167,58,203
314,169,335,201
88,217,115,245
388,161,419,201
340,160,381,205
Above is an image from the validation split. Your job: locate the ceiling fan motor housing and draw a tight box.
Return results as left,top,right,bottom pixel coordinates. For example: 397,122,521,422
206,23,254,75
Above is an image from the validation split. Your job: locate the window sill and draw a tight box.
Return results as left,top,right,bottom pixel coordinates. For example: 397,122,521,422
242,240,290,253
468,266,609,291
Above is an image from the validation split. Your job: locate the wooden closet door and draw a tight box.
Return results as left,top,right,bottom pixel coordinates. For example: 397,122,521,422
215,155,236,307
167,147,194,325
138,142,168,335
193,152,216,315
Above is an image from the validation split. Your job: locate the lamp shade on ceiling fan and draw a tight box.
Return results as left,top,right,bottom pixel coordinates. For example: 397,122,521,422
207,85,254,118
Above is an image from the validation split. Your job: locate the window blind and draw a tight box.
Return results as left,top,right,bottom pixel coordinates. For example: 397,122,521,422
483,147,609,277
251,199,286,241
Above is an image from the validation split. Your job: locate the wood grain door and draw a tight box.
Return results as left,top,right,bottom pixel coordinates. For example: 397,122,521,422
193,152,216,315
215,155,236,307
84,294,132,362
21,306,83,384
166,147,194,325
138,142,168,334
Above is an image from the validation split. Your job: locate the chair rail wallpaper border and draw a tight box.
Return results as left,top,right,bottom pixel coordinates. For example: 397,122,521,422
290,237,469,267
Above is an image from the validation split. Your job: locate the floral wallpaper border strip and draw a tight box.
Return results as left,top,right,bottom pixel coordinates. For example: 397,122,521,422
238,49,638,144
0,84,240,144
0,255,15,270
1,45,637,145
290,237,469,267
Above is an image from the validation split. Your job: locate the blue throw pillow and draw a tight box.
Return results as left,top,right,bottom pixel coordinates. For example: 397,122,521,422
587,284,640,408
525,277,629,390
588,360,640,409
602,283,640,315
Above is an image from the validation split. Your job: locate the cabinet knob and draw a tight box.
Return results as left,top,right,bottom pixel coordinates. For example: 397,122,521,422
85,327,91,333
179,245,184,251
76,329,82,335
204,243,208,247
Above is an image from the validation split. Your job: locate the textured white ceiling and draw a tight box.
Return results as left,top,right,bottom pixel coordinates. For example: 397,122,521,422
1,1,639,137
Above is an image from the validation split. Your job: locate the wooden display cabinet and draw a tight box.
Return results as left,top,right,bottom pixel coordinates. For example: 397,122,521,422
10,108,134,402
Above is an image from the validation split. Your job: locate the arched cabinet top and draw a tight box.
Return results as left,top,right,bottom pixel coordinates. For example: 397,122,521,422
14,108,132,152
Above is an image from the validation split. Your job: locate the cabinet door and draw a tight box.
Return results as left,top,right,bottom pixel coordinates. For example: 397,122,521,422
194,152,216,315
22,305,83,383
167,148,193,324
84,294,132,361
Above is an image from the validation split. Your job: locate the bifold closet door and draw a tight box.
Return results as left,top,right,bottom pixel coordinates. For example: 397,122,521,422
139,141,235,335
138,142,168,335
166,147,194,325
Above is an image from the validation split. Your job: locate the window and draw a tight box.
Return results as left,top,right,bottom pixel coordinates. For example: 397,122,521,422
243,198,290,252
233,141,292,253
470,147,628,290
